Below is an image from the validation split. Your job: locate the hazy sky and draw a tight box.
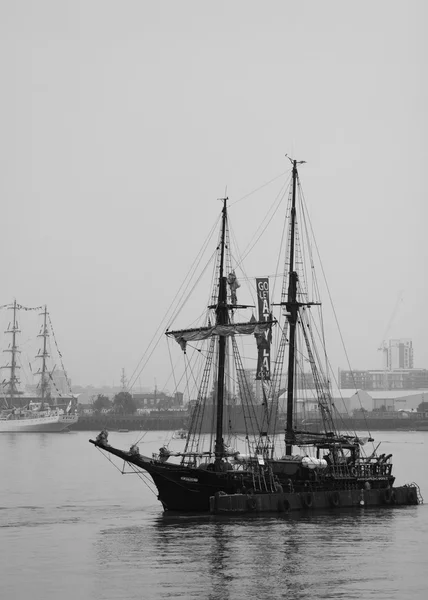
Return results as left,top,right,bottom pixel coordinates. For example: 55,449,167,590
1,1,427,390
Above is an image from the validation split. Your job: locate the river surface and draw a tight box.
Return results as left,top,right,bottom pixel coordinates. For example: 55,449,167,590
1,430,427,599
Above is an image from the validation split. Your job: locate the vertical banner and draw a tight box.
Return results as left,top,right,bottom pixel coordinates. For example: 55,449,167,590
255,278,271,380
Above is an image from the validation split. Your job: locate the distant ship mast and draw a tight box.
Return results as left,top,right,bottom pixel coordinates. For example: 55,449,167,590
36,305,50,409
121,368,127,391
1,300,22,408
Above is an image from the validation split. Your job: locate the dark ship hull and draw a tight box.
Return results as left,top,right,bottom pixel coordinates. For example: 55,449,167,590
90,438,422,512
210,485,421,514
90,438,243,511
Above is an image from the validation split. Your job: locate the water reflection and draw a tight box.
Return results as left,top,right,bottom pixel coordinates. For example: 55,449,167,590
3,432,18,448
0,431,426,600
92,506,411,600
207,522,231,600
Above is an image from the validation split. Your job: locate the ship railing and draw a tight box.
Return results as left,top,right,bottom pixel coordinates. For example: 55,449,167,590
325,462,392,479
325,464,353,479
355,463,392,478
344,463,392,478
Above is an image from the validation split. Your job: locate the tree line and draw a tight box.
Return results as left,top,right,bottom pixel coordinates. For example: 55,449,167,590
92,392,137,415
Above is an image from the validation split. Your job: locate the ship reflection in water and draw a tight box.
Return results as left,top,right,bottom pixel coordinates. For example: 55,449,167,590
93,508,419,600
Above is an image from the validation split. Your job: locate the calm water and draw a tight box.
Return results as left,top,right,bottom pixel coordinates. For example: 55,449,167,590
1,430,427,600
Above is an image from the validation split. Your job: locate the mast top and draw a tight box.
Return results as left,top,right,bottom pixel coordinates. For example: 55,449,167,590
218,196,228,215
285,154,307,166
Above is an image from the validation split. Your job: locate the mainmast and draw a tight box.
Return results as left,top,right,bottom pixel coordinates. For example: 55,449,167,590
36,305,50,408
285,160,299,455
2,300,21,407
214,197,228,464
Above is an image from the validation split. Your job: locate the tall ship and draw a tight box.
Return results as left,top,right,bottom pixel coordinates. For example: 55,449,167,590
90,157,421,512
0,301,78,433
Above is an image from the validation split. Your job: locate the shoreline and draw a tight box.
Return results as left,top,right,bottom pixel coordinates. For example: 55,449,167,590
70,414,428,433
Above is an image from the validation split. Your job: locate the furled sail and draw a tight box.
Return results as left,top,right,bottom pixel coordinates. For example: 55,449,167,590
166,320,275,351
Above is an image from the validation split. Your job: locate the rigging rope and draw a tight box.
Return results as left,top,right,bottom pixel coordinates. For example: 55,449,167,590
233,177,290,271
229,170,289,207
127,216,220,391
298,182,374,444
47,312,73,395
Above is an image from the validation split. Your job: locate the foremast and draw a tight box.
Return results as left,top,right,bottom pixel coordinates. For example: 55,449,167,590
166,198,231,467
214,198,228,464
166,198,275,464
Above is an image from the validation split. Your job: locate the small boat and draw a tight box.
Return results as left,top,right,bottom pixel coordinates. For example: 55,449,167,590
172,429,188,440
0,301,78,433
90,157,422,512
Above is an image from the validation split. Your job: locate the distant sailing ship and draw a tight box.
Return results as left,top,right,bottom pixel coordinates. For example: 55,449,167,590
90,157,421,512
0,301,78,433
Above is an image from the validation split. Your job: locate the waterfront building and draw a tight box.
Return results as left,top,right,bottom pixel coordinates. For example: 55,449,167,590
339,368,428,390
380,338,414,370
339,338,426,391
282,388,427,418
131,391,183,408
